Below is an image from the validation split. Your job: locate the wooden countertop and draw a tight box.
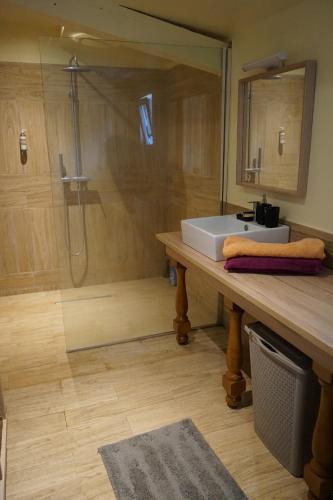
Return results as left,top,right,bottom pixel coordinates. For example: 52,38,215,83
157,231,333,372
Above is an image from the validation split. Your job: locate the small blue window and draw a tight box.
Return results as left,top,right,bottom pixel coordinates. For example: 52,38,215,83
139,93,153,146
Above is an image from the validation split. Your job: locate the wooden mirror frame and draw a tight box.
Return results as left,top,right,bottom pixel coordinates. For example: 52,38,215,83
236,60,317,197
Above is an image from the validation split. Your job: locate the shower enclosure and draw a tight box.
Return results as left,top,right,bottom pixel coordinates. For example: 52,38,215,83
40,37,225,351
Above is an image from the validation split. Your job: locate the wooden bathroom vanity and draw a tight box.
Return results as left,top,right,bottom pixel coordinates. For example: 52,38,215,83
157,231,333,500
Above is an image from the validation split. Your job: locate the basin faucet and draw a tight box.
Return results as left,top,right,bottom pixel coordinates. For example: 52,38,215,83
247,200,260,221
248,194,268,222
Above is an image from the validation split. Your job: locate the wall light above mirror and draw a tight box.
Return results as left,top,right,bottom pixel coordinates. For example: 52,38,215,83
236,60,317,197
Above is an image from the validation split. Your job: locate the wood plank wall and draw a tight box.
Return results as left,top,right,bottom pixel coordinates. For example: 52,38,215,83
164,65,221,228
44,63,223,295
43,64,169,289
0,63,58,295
163,65,222,316
0,61,222,301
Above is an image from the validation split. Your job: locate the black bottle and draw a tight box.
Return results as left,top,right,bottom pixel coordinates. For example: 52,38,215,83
265,206,280,228
256,203,272,225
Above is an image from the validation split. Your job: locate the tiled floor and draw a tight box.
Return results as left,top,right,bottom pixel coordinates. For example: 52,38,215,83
59,277,217,351
0,290,307,499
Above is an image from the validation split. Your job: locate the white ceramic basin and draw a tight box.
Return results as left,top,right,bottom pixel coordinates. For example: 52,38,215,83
181,215,290,261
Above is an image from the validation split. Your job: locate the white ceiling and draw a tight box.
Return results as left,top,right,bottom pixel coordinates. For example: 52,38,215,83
8,0,226,72
2,0,304,40
0,0,58,30
116,0,304,39
0,0,102,37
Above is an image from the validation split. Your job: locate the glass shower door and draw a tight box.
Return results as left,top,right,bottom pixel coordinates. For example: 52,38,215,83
40,37,224,350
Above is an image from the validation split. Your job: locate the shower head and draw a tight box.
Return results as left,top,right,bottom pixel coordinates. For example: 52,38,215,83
63,55,91,73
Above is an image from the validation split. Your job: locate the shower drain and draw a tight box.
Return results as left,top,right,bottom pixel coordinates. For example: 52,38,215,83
55,293,113,304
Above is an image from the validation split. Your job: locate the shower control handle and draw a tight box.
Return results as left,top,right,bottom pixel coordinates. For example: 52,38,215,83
59,153,67,178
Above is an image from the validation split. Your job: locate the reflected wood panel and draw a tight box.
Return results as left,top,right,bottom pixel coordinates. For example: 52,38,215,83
237,60,317,197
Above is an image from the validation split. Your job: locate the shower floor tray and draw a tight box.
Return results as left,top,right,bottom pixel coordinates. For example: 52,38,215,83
61,277,217,351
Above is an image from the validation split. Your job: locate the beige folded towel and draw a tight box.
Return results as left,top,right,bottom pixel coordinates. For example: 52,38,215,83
223,236,326,260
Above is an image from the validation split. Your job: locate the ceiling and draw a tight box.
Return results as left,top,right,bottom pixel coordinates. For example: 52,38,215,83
1,0,304,40
0,0,58,30
115,0,304,39
0,0,101,37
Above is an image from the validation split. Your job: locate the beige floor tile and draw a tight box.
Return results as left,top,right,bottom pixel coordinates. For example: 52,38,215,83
72,444,105,478
65,391,169,431
4,381,65,420
4,361,73,390
72,444,119,498
0,339,65,373
0,289,308,499
79,468,116,500
171,386,253,432
61,371,118,411
7,412,67,447
7,431,75,473
126,398,189,435
69,413,133,449
205,422,308,499
6,454,80,500
66,350,109,377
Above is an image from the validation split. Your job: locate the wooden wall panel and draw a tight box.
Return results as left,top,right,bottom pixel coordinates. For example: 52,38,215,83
44,61,221,329
0,61,222,309
163,65,222,320
164,65,221,230
43,64,169,291
0,63,58,296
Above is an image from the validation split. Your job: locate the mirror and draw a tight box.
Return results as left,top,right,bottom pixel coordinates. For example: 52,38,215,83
236,60,316,197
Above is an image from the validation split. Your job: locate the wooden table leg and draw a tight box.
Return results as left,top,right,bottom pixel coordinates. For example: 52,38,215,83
173,262,191,345
222,302,246,408
304,365,333,499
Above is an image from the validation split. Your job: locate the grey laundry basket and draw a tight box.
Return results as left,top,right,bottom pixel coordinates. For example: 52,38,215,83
246,322,319,477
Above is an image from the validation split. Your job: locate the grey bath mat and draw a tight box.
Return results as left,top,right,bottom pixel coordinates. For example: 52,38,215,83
98,418,247,500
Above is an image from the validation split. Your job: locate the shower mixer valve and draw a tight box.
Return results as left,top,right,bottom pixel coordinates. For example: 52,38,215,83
59,153,67,178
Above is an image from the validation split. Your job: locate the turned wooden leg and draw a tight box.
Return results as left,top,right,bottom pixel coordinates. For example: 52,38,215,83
304,365,333,499
222,303,246,408
173,262,191,345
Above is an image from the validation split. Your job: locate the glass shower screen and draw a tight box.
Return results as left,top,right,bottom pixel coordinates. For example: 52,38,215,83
39,36,224,350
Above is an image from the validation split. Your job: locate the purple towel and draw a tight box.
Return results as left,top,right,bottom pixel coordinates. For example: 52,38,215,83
224,256,323,275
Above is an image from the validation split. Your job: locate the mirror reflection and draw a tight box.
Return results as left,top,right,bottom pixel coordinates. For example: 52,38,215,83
243,67,305,191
